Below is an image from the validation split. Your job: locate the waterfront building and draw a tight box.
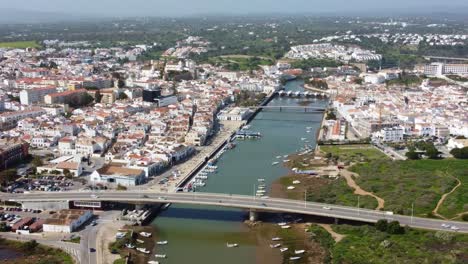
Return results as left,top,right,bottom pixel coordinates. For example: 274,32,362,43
43,209,93,233
90,165,145,186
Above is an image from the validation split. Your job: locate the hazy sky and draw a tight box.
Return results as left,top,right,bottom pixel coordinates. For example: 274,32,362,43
2,0,468,16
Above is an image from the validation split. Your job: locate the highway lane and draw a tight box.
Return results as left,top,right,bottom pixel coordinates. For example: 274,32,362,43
3,191,468,233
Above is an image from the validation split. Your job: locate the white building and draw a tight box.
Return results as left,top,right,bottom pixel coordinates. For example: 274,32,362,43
19,87,57,105
447,138,468,150
218,107,252,121
43,209,92,233
90,165,145,186
379,126,404,142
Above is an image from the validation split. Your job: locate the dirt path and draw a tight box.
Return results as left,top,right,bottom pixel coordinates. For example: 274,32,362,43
341,169,385,210
432,177,462,220
318,224,345,243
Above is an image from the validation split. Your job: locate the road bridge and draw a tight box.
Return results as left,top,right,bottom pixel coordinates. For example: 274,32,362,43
249,105,326,113
3,191,468,233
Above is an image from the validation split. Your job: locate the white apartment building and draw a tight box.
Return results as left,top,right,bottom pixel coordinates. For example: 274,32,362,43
20,87,57,105
43,210,92,233
424,63,468,76
381,127,405,142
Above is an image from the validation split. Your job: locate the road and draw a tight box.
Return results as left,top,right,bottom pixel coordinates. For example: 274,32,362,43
3,191,468,233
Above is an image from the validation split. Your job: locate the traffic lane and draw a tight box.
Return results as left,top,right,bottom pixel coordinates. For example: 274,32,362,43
5,193,468,233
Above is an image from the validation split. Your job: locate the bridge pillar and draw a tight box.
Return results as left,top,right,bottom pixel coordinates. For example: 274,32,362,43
334,218,339,225
135,204,145,210
249,210,258,222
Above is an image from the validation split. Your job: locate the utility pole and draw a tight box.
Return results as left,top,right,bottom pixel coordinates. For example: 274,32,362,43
357,196,360,215
253,184,256,200
304,189,307,208
411,202,414,224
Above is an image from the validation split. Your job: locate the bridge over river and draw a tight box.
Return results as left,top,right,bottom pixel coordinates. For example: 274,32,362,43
3,191,467,233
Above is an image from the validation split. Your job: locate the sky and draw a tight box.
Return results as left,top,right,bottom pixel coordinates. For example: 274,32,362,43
1,0,468,17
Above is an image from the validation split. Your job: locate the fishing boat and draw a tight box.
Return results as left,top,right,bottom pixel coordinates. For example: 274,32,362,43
156,241,168,245
283,159,290,162
290,256,301,260
301,138,306,141
292,180,301,184
280,248,288,253
287,186,295,190
154,254,167,258
226,243,239,248
281,225,291,229
137,248,150,254
295,250,305,254
278,222,288,226
258,178,265,182
283,155,288,158
139,232,152,238
276,155,282,159
270,243,281,248
272,162,279,165
126,244,135,249
136,239,145,244
147,261,160,264
271,237,282,241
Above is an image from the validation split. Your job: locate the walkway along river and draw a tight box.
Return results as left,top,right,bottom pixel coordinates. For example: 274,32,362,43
149,80,328,264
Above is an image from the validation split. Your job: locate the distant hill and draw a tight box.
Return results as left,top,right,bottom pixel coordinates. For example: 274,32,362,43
0,8,90,24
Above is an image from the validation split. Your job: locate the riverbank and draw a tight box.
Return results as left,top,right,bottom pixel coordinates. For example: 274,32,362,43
303,84,329,94
109,225,157,264
0,238,73,264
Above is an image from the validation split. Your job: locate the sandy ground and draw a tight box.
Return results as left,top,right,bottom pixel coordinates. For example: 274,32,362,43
340,169,385,210
433,177,462,220
97,222,123,264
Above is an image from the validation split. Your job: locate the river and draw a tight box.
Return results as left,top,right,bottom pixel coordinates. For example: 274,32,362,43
149,80,328,263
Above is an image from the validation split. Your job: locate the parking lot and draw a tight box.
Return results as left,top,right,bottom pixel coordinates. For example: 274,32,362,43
6,176,84,193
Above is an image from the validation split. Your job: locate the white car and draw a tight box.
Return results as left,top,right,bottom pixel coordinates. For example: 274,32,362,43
441,224,450,228
322,206,331,210
450,226,460,231
157,196,167,200
90,194,99,199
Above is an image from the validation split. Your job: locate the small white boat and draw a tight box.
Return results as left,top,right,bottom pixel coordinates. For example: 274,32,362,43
126,244,135,249
283,159,290,162
283,155,288,158
260,196,269,199
270,243,281,248
290,256,301,260
278,222,288,226
287,186,295,190
140,232,152,238
280,247,288,252
292,180,301,184
258,178,265,182
137,248,150,254
272,162,279,165
156,241,168,245
154,254,167,258
226,243,239,248
272,237,282,241
148,261,159,264
295,250,305,254
301,138,306,141
281,225,291,229
276,155,282,159
136,239,145,244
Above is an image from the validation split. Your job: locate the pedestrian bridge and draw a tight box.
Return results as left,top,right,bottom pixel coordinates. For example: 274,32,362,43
3,191,467,233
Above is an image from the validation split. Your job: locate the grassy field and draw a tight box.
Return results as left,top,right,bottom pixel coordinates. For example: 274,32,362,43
0,238,73,264
351,159,468,218
329,224,468,264
0,41,40,49
319,144,389,163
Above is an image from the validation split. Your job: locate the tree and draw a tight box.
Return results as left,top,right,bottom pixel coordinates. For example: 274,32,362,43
425,146,440,159
95,91,103,103
22,239,39,252
375,219,388,232
31,156,43,167
462,214,468,222
405,150,420,160
387,221,405,234
0,222,10,232
118,93,128,100
450,147,468,159
0,169,18,186
117,79,125,88
63,169,72,179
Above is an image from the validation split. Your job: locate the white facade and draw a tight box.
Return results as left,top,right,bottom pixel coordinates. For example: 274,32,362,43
43,210,92,233
218,107,251,121
381,127,404,142
19,87,57,105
